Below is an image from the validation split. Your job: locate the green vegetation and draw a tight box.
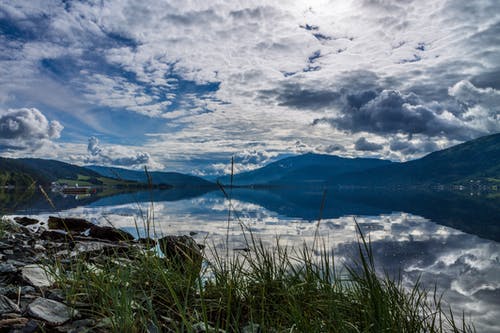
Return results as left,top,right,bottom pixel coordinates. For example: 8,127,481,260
48,229,474,333
55,174,140,187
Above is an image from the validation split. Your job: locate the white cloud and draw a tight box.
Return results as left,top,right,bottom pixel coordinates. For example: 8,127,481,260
84,136,163,169
0,107,63,151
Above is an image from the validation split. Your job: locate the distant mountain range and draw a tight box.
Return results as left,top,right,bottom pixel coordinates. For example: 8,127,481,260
1,133,498,189
86,165,215,188
221,133,500,187
219,154,393,186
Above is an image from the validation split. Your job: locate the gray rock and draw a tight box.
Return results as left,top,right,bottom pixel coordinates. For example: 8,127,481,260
0,241,11,249
33,244,46,252
7,259,32,267
27,297,74,326
0,316,30,329
71,241,122,256
192,322,225,333
21,265,54,288
0,286,36,298
0,263,17,273
0,294,20,314
47,289,65,302
9,318,41,332
55,318,95,332
242,323,261,333
158,235,203,274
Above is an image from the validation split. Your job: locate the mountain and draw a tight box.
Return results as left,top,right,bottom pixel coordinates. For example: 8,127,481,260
0,157,102,187
219,153,394,186
86,165,215,188
222,133,500,187
334,133,500,186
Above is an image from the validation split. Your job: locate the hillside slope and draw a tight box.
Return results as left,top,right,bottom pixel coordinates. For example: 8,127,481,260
334,133,500,186
0,157,102,187
86,165,215,188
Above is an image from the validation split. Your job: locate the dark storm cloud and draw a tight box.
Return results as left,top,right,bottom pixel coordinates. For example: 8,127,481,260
471,69,500,90
260,70,380,110
260,82,341,109
332,90,471,139
308,88,475,140
354,137,383,151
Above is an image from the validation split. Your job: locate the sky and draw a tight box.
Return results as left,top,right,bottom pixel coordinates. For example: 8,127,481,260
0,0,499,176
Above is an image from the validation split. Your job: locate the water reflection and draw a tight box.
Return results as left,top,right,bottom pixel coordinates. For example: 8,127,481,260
2,187,499,332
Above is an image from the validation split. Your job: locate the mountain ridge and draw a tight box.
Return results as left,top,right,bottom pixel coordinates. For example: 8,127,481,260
222,133,500,187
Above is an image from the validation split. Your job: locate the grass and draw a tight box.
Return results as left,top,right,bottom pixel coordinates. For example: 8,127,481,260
47,226,475,333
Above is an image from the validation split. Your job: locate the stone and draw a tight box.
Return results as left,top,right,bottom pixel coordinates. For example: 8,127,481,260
88,225,134,242
0,295,20,314
33,244,46,252
47,289,65,302
0,263,17,273
192,322,225,333
242,323,261,333
158,235,203,274
0,286,36,298
11,319,42,332
72,241,121,255
0,317,29,328
48,216,94,232
137,237,157,247
14,217,39,226
7,259,32,267
40,230,72,242
21,265,54,288
55,318,95,332
0,242,11,250
27,297,74,326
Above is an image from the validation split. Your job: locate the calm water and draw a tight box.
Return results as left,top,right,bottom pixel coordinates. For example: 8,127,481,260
2,187,500,333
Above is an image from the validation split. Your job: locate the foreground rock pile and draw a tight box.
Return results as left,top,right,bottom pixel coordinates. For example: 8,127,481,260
0,216,156,332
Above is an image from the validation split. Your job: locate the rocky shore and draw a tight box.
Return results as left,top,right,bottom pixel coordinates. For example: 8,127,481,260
0,216,203,333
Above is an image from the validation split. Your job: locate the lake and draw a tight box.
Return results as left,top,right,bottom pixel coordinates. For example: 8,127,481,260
2,187,500,333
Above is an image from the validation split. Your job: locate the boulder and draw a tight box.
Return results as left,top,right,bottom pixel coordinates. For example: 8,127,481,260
14,217,39,226
48,217,94,232
158,235,203,274
88,225,134,242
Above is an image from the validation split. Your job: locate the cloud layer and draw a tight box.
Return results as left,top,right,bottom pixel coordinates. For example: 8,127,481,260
0,0,499,172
